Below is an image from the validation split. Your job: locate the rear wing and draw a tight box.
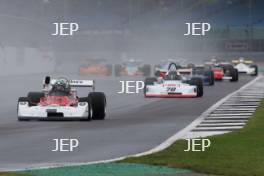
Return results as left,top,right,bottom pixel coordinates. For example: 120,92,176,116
69,80,95,90
177,68,192,75
204,61,213,65
231,60,239,64
43,76,95,91
244,60,253,64
232,59,253,64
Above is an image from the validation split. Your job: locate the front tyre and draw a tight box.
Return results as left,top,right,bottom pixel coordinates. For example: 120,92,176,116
79,97,92,121
88,92,106,120
190,78,203,97
144,77,157,97
17,97,30,121
27,92,45,106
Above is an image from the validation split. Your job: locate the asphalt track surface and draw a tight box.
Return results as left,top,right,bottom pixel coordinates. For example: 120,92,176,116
0,74,253,170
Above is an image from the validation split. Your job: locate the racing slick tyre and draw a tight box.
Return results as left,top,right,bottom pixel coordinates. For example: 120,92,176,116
44,76,51,84
88,92,106,120
190,78,203,97
114,64,122,77
27,92,45,106
17,97,30,121
79,97,92,121
206,70,214,86
154,65,161,77
144,77,157,96
142,65,151,76
106,65,113,76
210,70,215,85
230,68,239,82
154,70,160,77
250,65,258,76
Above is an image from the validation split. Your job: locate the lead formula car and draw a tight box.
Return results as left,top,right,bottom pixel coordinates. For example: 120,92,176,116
17,76,106,121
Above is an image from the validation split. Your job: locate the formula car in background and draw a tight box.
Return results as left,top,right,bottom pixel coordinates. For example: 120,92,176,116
17,76,106,121
205,59,239,82
114,59,151,76
79,58,112,76
179,64,215,86
154,59,182,77
155,61,214,86
232,57,258,76
144,63,203,97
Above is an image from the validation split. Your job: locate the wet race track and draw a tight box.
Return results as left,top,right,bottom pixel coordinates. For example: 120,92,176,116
0,74,253,170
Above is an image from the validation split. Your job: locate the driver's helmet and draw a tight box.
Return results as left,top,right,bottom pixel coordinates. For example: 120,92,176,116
165,71,180,80
52,78,71,94
187,63,195,68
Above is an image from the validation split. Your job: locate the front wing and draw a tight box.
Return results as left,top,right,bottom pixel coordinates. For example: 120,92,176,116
145,84,197,98
18,102,89,120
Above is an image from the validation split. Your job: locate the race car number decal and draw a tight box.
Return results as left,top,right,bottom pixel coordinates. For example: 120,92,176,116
167,87,177,92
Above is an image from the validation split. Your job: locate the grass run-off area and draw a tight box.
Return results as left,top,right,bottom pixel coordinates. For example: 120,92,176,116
122,99,264,176
0,174,30,176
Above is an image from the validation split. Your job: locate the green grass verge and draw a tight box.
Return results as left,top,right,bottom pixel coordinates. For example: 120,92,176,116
0,173,30,176
22,163,190,176
121,100,264,176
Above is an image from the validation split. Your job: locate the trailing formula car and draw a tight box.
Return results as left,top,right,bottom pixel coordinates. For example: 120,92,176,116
205,60,239,82
232,58,258,76
144,64,203,98
180,64,215,86
155,61,214,86
17,76,106,121
154,59,182,78
79,58,112,76
211,66,224,81
115,59,151,76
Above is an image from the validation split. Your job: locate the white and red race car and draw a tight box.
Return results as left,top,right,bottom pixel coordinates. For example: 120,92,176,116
17,76,106,121
144,63,203,98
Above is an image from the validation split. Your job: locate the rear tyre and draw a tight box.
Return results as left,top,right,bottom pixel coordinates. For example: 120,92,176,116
114,64,122,77
230,68,239,82
144,77,157,96
250,65,258,76
44,76,51,84
142,65,151,76
190,78,203,97
88,92,106,120
206,70,214,86
210,71,215,85
106,65,113,76
27,92,45,106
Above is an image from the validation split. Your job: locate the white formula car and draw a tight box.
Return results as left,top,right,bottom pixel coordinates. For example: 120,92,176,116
17,76,106,121
232,58,258,76
144,69,203,98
